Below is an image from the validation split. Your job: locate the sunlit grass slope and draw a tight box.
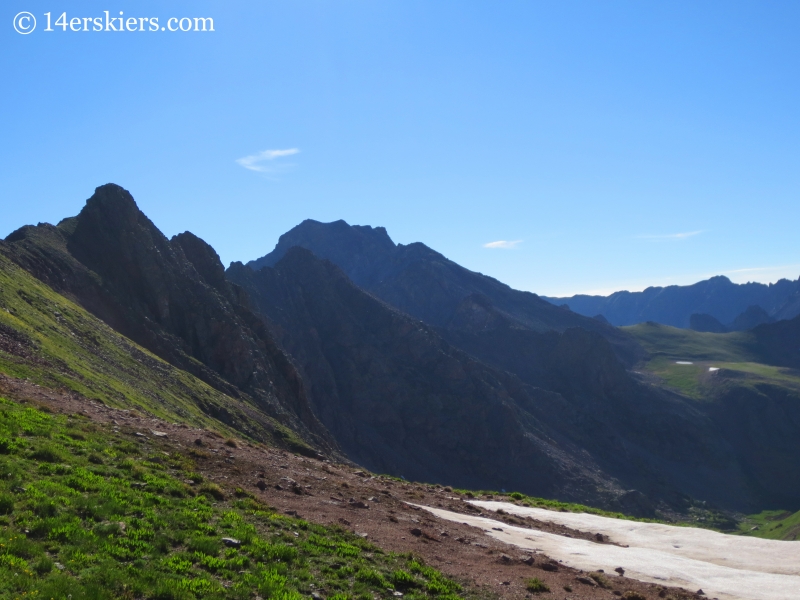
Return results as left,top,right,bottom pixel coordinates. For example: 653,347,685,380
624,322,800,399
736,509,800,541
0,252,307,449
0,398,468,600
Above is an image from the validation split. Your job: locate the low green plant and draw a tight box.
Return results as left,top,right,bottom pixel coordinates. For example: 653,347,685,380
589,572,612,588
525,577,550,593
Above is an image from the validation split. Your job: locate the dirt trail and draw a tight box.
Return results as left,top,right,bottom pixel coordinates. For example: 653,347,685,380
1,374,705,600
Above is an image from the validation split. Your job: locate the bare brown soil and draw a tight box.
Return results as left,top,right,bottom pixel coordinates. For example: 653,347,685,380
0,373,705,600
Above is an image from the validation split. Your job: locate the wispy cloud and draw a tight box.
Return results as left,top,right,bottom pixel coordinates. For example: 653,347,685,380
722,264,800,282
483,240,523,249
236,148,300,175
637,230,704,240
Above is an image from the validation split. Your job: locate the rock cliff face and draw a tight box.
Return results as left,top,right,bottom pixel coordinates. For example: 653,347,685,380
3,184,331,450
232,248,756,513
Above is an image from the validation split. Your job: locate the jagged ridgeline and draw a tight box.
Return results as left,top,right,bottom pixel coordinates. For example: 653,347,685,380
0,184,328,454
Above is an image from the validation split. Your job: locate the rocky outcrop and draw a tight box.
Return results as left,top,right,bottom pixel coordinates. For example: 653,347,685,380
3,184,332,451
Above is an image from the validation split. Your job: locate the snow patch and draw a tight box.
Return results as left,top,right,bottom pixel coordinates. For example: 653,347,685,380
413,501,800,600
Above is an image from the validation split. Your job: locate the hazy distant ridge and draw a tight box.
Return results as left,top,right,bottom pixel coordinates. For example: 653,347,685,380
544,275,800,328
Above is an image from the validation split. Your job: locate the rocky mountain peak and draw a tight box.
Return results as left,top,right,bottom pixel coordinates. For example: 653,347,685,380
247,219,397,281
173,231,227,292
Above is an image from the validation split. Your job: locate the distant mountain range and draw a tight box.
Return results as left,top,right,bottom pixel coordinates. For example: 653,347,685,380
2,190,800,516
544,275,800,329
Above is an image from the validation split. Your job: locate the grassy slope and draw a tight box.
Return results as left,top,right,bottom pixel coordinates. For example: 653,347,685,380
623,322,800,398
0,397,469,600
0,253,309,451
735,509,800,541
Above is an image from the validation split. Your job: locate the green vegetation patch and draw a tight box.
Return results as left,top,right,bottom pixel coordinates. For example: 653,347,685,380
625,323,800,400
736,509,800,541
524,577,549,593
623,322,756,363
0,397,470,600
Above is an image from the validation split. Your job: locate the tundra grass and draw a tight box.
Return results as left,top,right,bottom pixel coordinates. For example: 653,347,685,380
736,509,800,541
0,397,470,600
625,323,800,399
0,253,308,449
623,322,756,363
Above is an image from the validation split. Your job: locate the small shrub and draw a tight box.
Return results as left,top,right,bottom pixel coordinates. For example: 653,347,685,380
224,439,238,448
0,437,15,454
186,472,204,483
87,452,104,464
590,572,612,588
187,536,221,556
0,493,14,515
510,491,524,500
33,500,58,518
30,445,63,463
390,569,418,589
355,568,389,587
198,482,225,501
33,555,54,575
525,577,550,593
623,592,647,600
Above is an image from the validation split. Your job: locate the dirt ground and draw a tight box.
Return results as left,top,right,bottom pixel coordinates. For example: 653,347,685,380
0,374,705,600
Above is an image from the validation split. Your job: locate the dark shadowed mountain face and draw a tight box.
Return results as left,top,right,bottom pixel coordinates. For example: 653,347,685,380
729,305,775,331
690,313,729,333
247,219,642,364
232,248,761,514
747,313,800,370
231,248,620,505
2,184,331,450
546,276,800,328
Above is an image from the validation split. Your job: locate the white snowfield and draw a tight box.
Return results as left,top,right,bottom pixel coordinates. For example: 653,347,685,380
414,500,800,600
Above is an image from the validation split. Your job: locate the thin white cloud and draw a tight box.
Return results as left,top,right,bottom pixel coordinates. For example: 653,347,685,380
637,230,704,240
483,240,523,249
236,148,300,174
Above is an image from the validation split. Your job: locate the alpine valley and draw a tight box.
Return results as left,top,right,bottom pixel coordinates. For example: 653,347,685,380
1,184,799,598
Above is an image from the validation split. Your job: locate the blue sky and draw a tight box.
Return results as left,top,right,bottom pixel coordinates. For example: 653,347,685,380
2,1,799,296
